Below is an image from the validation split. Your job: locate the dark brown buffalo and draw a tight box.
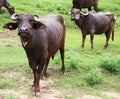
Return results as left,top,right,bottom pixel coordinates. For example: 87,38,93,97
3,13,66,96
70,8,116,50
72,0,99,12
0,0,14,15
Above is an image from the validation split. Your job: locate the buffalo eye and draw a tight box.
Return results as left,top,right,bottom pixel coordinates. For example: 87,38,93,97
29,19,34,24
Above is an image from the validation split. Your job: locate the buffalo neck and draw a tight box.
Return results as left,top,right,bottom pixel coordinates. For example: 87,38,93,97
74,15,88,29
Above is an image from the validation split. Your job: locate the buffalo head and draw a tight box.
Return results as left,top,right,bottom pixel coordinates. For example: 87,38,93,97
69,8,88,21
3,13,46,42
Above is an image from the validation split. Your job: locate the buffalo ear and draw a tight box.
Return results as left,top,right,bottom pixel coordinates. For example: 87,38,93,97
3,22,18,30
33,22,47,29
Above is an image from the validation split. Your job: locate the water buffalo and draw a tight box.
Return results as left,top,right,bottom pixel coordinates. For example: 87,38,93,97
69,8,116,50
72,0,99,12
3,13,66,96
0,0,14,15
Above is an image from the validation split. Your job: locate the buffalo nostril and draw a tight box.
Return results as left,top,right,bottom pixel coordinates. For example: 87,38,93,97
19,27,28,33
24,28,28,32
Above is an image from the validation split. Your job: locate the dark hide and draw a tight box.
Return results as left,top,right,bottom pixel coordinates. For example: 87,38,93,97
3,13,66,96
72,0,99,12
70,8,116,50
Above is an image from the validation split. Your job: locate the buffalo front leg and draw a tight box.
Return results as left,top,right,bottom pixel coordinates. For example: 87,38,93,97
33,72,41,96
90,33,94,51
88,7,91,11
32,69,37,87
81,34,86,49
32,63,46,96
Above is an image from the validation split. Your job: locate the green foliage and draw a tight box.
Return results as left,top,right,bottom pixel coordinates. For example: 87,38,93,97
0,79,14,89
100,58,120,73
85,70,103,86
6,93,17,99
67,57,80,70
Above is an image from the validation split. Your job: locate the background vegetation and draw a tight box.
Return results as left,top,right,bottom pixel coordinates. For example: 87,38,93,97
0,0,120,99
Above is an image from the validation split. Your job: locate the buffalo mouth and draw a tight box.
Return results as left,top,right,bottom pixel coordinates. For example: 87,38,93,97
18,32,31,42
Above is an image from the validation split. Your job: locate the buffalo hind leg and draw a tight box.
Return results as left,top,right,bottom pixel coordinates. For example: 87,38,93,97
60,45,66,74
41,56,50,78
104,32,110,49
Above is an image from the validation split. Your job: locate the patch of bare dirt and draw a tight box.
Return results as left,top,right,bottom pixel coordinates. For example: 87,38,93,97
103,91,120,99
0,31,21,46
1,70,120,99
0,31,17,39
0,71,63,99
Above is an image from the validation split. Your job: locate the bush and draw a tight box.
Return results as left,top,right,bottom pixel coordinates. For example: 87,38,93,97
100,58,120,73
69,58,79,70
85,70,103,86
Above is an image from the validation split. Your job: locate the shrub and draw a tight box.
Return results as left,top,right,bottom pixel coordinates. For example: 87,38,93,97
85,70,103,86
100,58,120,73
69,58,79,70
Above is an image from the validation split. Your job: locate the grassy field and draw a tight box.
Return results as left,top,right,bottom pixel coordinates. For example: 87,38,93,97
0,0,120,99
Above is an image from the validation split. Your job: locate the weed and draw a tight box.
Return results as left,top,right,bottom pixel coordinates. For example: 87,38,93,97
100,58,120,73
85,70,103,86
0,79,14,89
6,93,17,99
68,58,79,70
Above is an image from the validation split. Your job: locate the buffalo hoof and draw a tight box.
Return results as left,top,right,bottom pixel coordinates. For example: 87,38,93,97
81,45,84,48
32,92,40,97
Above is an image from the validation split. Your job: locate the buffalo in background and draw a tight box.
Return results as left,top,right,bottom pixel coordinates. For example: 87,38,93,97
69,8,116,50
72,0,99,12
3,13,66,96
0,0,14,15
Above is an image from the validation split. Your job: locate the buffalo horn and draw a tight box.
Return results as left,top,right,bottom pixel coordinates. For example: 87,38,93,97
34,14,41,21
80,11,89,16
11,13,18,20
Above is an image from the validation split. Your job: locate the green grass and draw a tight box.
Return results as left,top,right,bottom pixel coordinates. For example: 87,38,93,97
0,0,120,98
0,79,14,89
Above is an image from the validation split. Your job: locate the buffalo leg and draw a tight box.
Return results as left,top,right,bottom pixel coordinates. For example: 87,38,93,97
94,4,98,12
88,7,91,11
33,59,46,96
0,7,2,13
81,34,86,48
90,33,94,51
104,32,110,49
60,46,66,74
41,56,50,78
32,69,37,87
